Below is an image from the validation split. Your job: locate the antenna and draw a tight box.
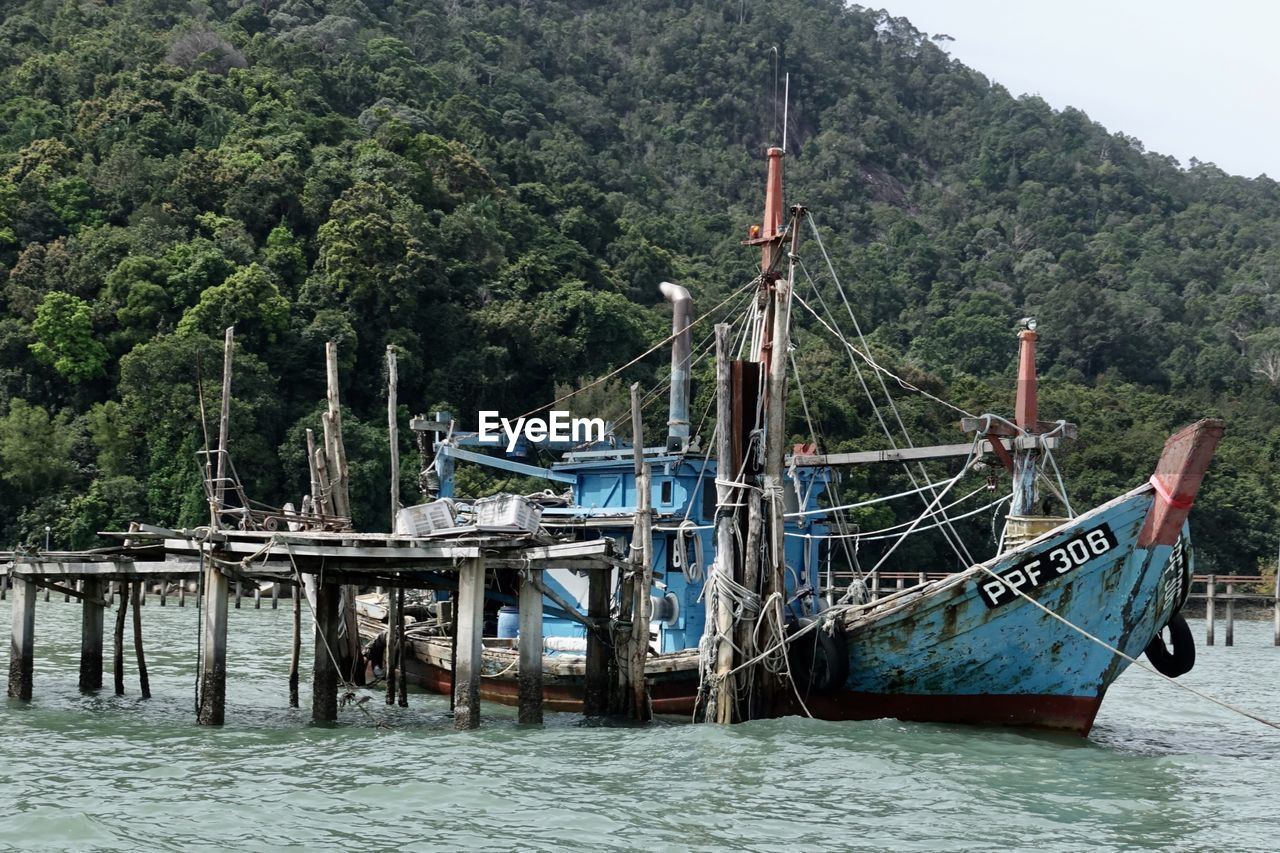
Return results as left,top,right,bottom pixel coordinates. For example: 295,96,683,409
770,46,779,144
782,72,790,153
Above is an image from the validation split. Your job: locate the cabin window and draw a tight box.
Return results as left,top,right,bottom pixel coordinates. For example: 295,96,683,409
660,479,673,506
701,479,716,520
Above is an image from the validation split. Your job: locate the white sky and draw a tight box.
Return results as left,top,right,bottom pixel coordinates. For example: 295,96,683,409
879,0,1280,178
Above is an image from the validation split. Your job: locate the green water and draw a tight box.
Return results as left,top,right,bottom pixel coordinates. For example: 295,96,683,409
2,599,1277,852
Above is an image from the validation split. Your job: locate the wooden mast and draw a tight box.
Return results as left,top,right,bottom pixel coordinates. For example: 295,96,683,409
1010,323,1039,518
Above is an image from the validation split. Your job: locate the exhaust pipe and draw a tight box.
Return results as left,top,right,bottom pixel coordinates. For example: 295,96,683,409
659,282,693,452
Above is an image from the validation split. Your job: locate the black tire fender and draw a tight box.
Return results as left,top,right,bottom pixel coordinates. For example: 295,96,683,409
788,617,850,693
1143,613,1195,678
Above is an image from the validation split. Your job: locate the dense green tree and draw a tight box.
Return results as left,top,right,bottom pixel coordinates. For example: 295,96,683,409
29,291,109,383
0,0,1276,575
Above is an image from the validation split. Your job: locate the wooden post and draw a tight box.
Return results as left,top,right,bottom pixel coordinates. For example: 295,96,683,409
341,585,361,684
628,383,653,721
583,568,610,716
387,345,401,526
314,445,333,518
254,583,261,609
178,579,186,607
305,429,325,519
159,577,167,607
214,326,234,527
1206,575,1216,646
130,582,151,699
385,588,399,707
324,342,351,519
1225,581,1235,647
198,557,229,725
453,557,485,730
271,582,278,610
710,323,737,723
234,579,242,609
757,217,801,717
7,576,36,700
79,578,104,691
518,570,544,725
312,581,339,723
1274,568,1279,648
113,583,127,695
396,587,408,708
289,581,301,709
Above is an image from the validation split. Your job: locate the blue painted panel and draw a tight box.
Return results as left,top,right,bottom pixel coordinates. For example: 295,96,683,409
837,490,1174,700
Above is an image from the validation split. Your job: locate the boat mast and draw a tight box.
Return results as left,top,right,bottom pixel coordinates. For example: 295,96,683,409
1011,320,1039,518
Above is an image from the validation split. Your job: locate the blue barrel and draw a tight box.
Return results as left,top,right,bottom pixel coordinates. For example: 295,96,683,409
497,605,520,638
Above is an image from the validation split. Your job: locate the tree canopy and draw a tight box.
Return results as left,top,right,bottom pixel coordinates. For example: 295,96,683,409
0,0,1275,572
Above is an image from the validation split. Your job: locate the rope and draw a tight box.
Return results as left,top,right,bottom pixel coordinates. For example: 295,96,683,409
788,492,1011,541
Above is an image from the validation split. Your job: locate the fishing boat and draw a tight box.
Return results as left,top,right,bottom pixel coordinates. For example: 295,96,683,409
357,146,1222,735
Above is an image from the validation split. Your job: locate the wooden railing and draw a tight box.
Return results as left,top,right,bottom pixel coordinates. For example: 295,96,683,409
1185,574,1280,647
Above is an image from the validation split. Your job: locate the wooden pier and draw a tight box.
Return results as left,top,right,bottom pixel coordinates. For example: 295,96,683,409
2,529,620,730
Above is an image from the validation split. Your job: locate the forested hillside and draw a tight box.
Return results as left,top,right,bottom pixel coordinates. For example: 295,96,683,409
1,0,1277,573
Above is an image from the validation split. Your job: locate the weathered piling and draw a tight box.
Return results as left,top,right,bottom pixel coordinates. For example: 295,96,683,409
198,558,229,725
271,582,278,610
385,589,399,707
235,579,242,609
710,322,737,724
395,587,407,708
113,583,127,696
627,382,653,721
130,582,150,699
7,576,36,700
79,578,104,691
312,581,339,723
214,327,234,522
583,569,610,716
288,583,301,709
254,583,261,609
518,571,544,725
1225,581,1235,647
159,577,167,607
387,345,401,522
453,557,485,730
1206,575,1216,646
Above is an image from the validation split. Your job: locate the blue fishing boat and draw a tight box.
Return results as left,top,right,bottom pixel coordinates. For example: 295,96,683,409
364,147,1222,735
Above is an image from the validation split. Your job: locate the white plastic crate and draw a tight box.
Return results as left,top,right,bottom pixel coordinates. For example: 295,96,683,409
395,500,455,536
473,494,543,533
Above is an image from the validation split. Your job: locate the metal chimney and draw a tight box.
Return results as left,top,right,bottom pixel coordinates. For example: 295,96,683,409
659,282,693,452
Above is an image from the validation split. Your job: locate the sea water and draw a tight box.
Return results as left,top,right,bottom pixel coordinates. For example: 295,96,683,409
1,600,1277,852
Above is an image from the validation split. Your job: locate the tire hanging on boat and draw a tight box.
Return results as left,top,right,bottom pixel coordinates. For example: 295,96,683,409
1143,613,1195,677
787,618,850,694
